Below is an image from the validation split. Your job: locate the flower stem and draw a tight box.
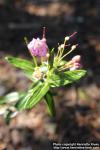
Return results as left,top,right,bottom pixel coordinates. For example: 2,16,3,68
33,56,38,67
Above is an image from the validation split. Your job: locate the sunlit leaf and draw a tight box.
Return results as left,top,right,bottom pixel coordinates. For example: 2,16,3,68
49,69,86,87
16,82,50,110
5,56,34,73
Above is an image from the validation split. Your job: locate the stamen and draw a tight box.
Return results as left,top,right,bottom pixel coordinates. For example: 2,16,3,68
59,44,78,61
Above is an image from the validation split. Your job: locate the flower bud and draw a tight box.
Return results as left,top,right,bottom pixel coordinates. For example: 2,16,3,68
70,55,82,70
71,45,77,50
72,55,81,63
65,36,70,41
70,63,81,71
58,44,65,50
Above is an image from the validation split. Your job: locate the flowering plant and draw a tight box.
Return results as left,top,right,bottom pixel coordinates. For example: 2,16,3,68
5,28,86,119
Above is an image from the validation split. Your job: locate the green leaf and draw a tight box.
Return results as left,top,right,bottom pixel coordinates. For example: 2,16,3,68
49,70,86,87
44,91,56,116
5,56,34,73
15,82,40,109
16,81,50,110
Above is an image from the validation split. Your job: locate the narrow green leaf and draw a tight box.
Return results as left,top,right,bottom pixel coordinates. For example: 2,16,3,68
5,56,34,73
16,82,50,110
64,70,87,81
16,81,41,109
49,70,86,87
44,91,56,116
28,82,49,108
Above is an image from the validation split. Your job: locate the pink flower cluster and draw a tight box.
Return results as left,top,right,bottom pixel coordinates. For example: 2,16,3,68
70,55,82,70
27,38,48,57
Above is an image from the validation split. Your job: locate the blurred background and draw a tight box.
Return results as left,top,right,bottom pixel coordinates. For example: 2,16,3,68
0,0,100,150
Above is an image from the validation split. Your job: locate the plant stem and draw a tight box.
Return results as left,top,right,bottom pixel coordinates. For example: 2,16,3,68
33,56,38,67
44,90,56,116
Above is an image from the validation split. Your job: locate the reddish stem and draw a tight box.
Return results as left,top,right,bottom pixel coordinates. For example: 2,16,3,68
43,27,46,39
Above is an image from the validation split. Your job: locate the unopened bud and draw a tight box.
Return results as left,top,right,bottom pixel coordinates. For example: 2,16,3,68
71,44,78,50
72,55,81,63
65,36,70,41
70,63,81,71
60,44,65,49
70,55,82,71
58,44,64,50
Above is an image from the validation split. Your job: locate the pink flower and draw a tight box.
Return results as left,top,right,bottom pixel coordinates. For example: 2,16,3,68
27,38,48,57
70,55,82,70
